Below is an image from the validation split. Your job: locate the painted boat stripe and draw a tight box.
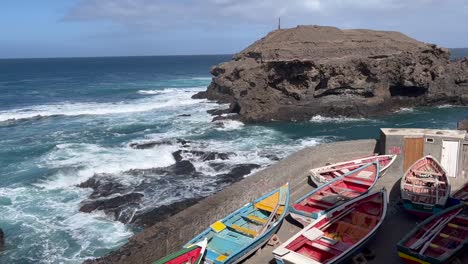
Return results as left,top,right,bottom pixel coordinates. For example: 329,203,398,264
398,252,430,264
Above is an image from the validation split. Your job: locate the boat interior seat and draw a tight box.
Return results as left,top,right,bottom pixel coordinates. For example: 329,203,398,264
254,191,284,215
343,177,372,186
244,214,267,225
228,224,258,238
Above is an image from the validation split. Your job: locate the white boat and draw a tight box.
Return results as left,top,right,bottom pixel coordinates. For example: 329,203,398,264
309,154,396,186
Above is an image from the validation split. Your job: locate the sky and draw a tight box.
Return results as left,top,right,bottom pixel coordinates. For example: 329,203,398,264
1,0,468,58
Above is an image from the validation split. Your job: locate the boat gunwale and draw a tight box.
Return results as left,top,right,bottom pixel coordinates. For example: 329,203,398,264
274,188,388,264
291,162,380,220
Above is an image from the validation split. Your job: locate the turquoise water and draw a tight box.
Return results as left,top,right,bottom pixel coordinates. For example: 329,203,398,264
0,56,466,263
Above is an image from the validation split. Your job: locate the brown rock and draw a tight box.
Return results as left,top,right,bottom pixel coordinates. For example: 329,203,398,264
194,25,468,122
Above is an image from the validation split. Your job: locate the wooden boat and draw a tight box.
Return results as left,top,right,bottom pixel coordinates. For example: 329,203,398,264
452,184,468,202
401,156,451,218
290,162,379,226
273,189,387,264
153,238,207,264
184,184,289,264
309,154,396,186
397,202,467,264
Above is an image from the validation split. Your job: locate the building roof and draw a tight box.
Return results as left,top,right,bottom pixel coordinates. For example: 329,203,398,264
380,128,466,139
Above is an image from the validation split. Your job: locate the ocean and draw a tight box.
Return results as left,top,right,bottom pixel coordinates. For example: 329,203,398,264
0,55,467,263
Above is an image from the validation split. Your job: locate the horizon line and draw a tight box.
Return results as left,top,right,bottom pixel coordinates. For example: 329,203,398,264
0,53,234,60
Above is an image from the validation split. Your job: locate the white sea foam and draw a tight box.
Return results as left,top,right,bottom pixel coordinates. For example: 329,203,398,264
214,120,245,131
309,115,370,123
137,86,206,95
0,186,133,263
191,77,212,80
0,87,206,122
394,107,414,113
35,143,177,189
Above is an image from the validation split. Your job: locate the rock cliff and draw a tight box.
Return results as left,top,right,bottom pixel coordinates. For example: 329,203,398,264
194,25,468,122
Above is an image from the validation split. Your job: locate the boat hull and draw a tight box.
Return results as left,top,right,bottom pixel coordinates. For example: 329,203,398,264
400,155,450,219
291,162,379,226
309,154,395,186
396,203,467,264
185,184,290,264
402,201,445,219
274,189,388,264
153,239,207,264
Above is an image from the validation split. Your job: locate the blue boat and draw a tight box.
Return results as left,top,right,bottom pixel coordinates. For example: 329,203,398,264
290,162,380,226
184,183,290,264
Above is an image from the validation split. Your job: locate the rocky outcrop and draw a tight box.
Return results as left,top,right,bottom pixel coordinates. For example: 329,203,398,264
194,25,468,122
77,141,262,227
0,228,4,249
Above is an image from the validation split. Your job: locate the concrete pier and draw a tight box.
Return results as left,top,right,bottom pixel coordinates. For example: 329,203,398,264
89,139,466,264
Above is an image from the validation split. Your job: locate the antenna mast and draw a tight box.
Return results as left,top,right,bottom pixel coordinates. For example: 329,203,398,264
278,17,281,30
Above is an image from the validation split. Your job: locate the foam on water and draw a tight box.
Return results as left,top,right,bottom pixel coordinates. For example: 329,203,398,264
35,143,177,189
0,87,206,122
394,107,415,113
137,87,206,95
214,120,245,131
0,187,133,264
309,115,371,123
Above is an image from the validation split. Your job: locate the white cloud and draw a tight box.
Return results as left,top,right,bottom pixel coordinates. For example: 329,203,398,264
63,0,468,47
64,0,421,26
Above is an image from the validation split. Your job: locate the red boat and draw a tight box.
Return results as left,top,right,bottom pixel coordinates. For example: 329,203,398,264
153,239,207,264
401,155,450,218
273,189,387,264
290,162,379,226
309,154,396,186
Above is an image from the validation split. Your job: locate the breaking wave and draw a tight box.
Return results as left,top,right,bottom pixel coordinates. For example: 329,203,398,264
309,115,372,123
0,88,206,122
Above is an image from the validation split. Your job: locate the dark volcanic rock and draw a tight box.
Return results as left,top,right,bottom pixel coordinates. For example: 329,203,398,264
172,150,232,162
129,140,172,149
131,198,202,227
194,25,468,122
79,193,144,214
0,228,4,249
216,164,261,185
78,177,128,199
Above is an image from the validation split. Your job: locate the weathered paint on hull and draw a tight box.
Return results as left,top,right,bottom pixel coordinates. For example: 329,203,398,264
397,251,431,264
402,201,444,219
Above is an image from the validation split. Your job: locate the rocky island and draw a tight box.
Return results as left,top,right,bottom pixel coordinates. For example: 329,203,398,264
195,25,468,122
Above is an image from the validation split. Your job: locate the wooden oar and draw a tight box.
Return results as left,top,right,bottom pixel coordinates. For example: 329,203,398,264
410,208,463,251
258,184,288,235
418,208,463,254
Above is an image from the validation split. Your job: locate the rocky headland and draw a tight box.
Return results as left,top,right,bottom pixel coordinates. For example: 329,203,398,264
194,25,468,122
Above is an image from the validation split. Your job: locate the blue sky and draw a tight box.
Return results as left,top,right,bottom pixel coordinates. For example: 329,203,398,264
1,0,468,58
